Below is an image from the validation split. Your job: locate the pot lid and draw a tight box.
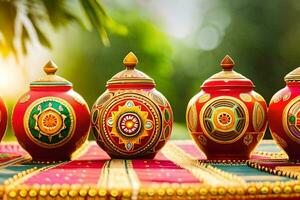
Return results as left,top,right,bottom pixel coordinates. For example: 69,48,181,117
201,55,254,88
30,61,72,86
106,52,155,87
284,67,300,82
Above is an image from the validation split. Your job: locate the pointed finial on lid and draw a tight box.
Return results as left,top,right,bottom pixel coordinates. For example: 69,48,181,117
220,55,235,71
43,60,58,75
123,52,138,69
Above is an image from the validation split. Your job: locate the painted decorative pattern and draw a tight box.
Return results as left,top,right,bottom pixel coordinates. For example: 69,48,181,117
19,94,31,104
96,91,113,106
253,102,266,132
186,103,198,132
200,96,249,144
23,97,75,148
198,134,207,146
243,134,253,146
149,91,166,106
91,108,99,125
240,93,252,102
283,96,300,144
198,94,211,103
253,92,265,102
272,93,282,104
283,92,291,101
98,93,163,156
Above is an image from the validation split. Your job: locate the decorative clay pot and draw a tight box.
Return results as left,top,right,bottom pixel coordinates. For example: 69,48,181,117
12,61,90,161
0,97,7,142
186,55,267,160
269,67,300,160
91,52,173,159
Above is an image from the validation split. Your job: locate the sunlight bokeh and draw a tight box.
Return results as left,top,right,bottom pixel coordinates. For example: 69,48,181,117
0,57,27,100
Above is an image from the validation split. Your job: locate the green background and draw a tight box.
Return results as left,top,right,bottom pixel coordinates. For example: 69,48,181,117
3,0,300,140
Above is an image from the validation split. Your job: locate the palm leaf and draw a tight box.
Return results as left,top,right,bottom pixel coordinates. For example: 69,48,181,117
41,0,78,28
28,14,52,48
80,0,110,46
0,0,123,58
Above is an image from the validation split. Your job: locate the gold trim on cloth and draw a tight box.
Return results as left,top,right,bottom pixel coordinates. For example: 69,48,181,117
252,150,289,160
247,158,300,180
97,159,140,200
161,142,247,187
5,141,300,199
3,142,89,199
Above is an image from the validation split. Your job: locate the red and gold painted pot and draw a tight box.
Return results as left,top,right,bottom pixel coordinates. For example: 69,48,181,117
91,52,173,159
186,55,267,160
12,61,90,161
269,67,300,160
0,97,7,142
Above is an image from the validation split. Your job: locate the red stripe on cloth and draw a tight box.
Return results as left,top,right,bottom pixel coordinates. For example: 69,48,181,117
25,143,109,185
132,148,201,184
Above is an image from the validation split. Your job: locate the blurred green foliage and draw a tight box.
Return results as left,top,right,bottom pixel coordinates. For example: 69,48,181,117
3,0,300,140
0,0,122,58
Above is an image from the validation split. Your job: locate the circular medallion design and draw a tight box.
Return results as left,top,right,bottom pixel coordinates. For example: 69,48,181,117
200,96,249,144
283,96,300,143
24,97,75,148
38,109,63,134
118,112,142,137
99,93,162,155
216,110,234,129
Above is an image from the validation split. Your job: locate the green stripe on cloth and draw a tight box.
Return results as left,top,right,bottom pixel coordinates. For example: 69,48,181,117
0,164,45,184
212,164,292,182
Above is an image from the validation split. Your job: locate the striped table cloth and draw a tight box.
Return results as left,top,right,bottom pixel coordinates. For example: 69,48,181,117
0,140,299,199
